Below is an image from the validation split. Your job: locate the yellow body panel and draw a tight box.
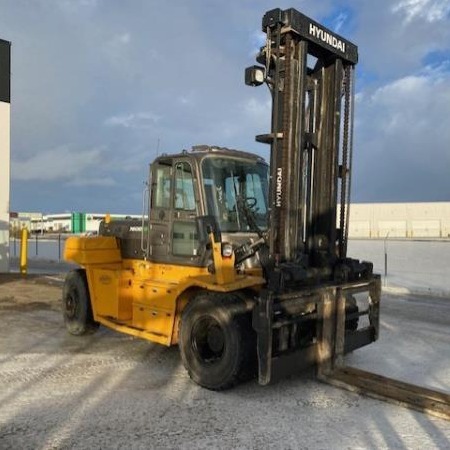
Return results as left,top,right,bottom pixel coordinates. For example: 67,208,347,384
89,267,132,321
96,316,170,345
65,236,122,265
211,236,236,284
65,236,265,347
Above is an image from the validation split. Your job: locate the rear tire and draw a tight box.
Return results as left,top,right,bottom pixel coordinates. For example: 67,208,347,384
62,269,99,336
179,292,255,390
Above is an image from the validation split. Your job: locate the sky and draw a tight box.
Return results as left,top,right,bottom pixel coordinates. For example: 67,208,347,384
1,0,450,214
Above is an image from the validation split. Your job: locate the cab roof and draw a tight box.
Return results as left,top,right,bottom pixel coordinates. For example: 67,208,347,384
156,145,266,164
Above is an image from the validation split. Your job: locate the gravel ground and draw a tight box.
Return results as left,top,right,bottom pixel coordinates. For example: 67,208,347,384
0,275,449,449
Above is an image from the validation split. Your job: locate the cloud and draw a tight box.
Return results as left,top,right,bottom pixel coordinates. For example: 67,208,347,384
332,12,348,33
54,0,102,13
2,1,450,212
348,0,450,76
115,32,130,45
243,97,271,124
392,0,450,23
104,112,161,128
103,31,135,68
12,146,106,182
353,63,450,201
67,177,116,187
249,30,266,57
176,91,197,106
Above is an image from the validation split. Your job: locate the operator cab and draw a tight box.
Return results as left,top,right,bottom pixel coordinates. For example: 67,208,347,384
143,146,268,267
100,146,268,266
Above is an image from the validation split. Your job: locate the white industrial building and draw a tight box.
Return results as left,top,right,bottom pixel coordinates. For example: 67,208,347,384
24,213,140,234
9,203,450,239
348,202,450,238
0,39,10,272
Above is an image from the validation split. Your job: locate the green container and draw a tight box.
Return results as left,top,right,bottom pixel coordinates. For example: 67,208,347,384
71,212,86,233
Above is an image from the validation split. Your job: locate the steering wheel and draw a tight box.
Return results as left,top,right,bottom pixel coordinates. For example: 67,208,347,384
245,197,258,209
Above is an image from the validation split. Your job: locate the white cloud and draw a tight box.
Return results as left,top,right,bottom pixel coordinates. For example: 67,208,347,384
350,0,450,76
249,30,266,57
54,0,102,14
3,0,450,210
116,32,131,44
178,96,190,105
392,0,450,23
12,146,106,182
104,112,161,128
332,12,348,33
177,91,196,105
353,64,450,200
368,65,450,110
106,32,131,51
67,177,116,187
102,31,134,69
243,97,271,120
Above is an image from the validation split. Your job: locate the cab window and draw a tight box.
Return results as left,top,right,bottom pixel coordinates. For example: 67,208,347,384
153,161,172,209
174,162,196,211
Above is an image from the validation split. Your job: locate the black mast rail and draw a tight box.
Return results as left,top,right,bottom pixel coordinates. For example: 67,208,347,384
246,7,375,387
247,7,359,286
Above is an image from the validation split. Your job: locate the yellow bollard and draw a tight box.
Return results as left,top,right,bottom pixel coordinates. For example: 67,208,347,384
20,228,29,275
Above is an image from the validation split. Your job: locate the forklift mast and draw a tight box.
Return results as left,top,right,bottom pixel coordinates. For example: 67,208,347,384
246,8,358,283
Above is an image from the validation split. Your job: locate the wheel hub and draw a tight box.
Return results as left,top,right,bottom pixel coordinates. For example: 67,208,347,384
191,316,226,364
65,291,77,319
207,325,225,354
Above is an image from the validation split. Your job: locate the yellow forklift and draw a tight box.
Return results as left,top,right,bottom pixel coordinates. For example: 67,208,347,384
63,7,379,391
63,10,450,418
62,10,450,420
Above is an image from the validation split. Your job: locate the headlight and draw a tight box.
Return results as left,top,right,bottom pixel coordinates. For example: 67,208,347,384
221,243,233,258
245,65,265,86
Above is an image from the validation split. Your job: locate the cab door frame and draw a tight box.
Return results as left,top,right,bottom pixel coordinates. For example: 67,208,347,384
170,158,202,265
148,157,173,261
148,156,204,267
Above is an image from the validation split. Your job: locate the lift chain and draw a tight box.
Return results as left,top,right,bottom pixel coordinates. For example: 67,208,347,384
339,65,353,259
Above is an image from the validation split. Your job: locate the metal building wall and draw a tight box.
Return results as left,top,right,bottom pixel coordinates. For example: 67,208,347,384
348,202,450,239
0,39,11,272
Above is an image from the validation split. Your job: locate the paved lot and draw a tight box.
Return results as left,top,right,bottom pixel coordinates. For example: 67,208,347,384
348,239,450,297
0,275,449,449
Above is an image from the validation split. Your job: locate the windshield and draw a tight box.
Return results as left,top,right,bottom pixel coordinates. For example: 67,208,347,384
202,156,268,232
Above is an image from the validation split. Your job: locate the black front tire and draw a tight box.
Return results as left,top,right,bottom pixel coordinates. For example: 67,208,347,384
179,292,254,390
62,269,99,336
